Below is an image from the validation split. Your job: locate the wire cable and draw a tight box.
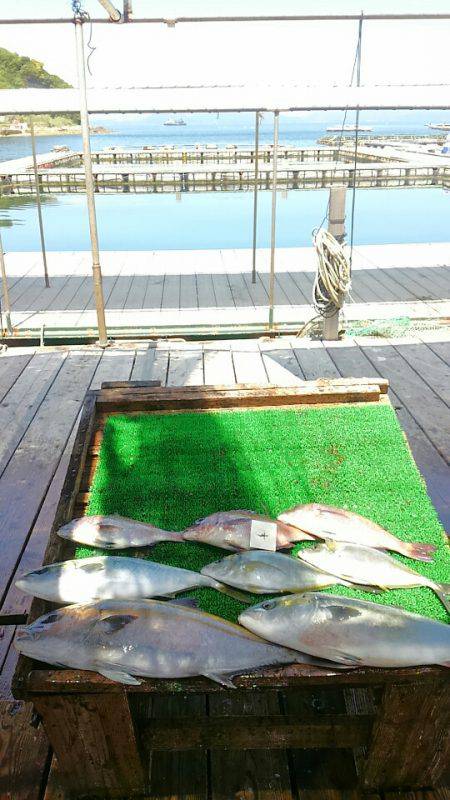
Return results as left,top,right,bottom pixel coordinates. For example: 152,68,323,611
312,228,351,318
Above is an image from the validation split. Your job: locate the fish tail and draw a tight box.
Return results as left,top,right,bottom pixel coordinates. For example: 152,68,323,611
399,541,437,563
289,529,316,543
434,588,450,616
207,578,251,604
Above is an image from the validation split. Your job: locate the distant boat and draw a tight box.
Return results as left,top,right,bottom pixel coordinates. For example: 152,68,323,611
427,123,450,131
326,124,373,132
164,117,187,127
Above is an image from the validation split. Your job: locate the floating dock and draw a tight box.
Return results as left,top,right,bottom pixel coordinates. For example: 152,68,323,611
2,141,449,194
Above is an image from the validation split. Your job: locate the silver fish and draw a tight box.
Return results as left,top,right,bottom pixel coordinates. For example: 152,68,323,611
296,542,450,613
201,550,353,594
278,504,436,562
14,598,336,687
239,592,450,668
15,556,250,605
57,515,184,550
183,510,314,551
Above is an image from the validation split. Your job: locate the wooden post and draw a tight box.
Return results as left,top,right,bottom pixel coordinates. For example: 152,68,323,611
362,680,450,790
323,185,347,340
34,692,146,798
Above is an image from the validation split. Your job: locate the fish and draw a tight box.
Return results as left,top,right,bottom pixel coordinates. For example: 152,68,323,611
239,592,450,668
15,555,251,605
57,515,184,550
183,510,314,551
277,504,437,562
201,550,356,594
14,598,339,687
295,542,450,613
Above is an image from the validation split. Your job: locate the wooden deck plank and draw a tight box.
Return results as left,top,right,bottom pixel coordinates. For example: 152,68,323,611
124,275,147,310
180,274,198,309
293,342,340,380
358,341,450,465
420,339,450,367
242,271,270,306
203,348,235,385
0,354,34,403
147,695,208,800
392,341,450,407
161,274,180,310
212,273,235,307
260,342,305,385
143,274,165,310
227,272,254,308
232,347,268,383
209,691,293,800
326,342,450,530
0,352,65,480
131,346,156,380
167,349,204,386
277,272,309,305
0,351,100,606
0,698,50,800
196,273,217,308
0,349,134,622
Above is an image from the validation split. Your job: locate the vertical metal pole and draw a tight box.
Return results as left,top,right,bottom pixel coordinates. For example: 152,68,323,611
29,116,50,287
268,110,279,330
323,185,347,340
74,16,108,347
0,230,13,335
349,12,363,270
251,111,260,284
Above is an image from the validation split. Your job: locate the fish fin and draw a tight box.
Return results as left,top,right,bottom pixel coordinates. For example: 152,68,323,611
208,580,252,604
337,578,383,595
320,650,364,667
168,597,199,608
293,653,359,671
203,672,236,688
98,613,139,634
97,668,142,686
434,589,450,616
399,541,437,563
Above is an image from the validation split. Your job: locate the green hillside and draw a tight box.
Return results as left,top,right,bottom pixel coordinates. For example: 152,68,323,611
0,47,79,126
0,47,70,90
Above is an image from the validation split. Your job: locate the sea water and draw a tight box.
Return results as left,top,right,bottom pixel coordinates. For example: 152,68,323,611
0,112,448,251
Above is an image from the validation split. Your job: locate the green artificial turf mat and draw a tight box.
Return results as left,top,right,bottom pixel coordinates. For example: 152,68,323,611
77,403,450,623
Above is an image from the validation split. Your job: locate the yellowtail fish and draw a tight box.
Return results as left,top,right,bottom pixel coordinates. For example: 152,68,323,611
239,592,450,668
201,550,356,594
278,504,436,562
14,598,339,687
15,556,250,604
57,515,184,550
296,542,450,613
183,510,314,551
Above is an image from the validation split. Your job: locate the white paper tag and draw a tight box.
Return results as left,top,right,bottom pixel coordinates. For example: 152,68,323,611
250,519,278,551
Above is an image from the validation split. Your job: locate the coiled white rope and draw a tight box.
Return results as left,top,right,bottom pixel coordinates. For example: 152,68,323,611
312,228,351,318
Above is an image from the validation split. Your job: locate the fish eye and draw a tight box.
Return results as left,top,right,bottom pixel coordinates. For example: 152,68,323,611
261,600,276,611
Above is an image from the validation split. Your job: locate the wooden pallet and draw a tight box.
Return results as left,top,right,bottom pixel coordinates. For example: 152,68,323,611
12,379,449,799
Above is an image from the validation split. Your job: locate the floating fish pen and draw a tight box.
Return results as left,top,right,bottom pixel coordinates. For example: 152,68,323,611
1,162,448,195
13,380,449,798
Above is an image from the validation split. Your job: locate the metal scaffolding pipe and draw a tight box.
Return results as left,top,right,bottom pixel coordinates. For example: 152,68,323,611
0,231,13,336
96,0,122,22
74,17,108,347
268,111,279,330
3,13,450,23
349,13,364,270
29,117,50,287
251,111,260,284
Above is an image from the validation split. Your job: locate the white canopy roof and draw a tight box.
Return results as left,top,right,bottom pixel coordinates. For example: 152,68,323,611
2,84,450,114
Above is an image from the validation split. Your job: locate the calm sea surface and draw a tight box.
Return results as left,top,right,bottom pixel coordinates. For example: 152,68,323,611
0,113,448,251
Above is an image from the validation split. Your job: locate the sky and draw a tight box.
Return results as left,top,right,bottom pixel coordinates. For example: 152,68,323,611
0,1,449,89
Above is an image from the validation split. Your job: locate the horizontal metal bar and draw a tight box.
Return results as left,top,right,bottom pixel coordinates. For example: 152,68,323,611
2,13,450,24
